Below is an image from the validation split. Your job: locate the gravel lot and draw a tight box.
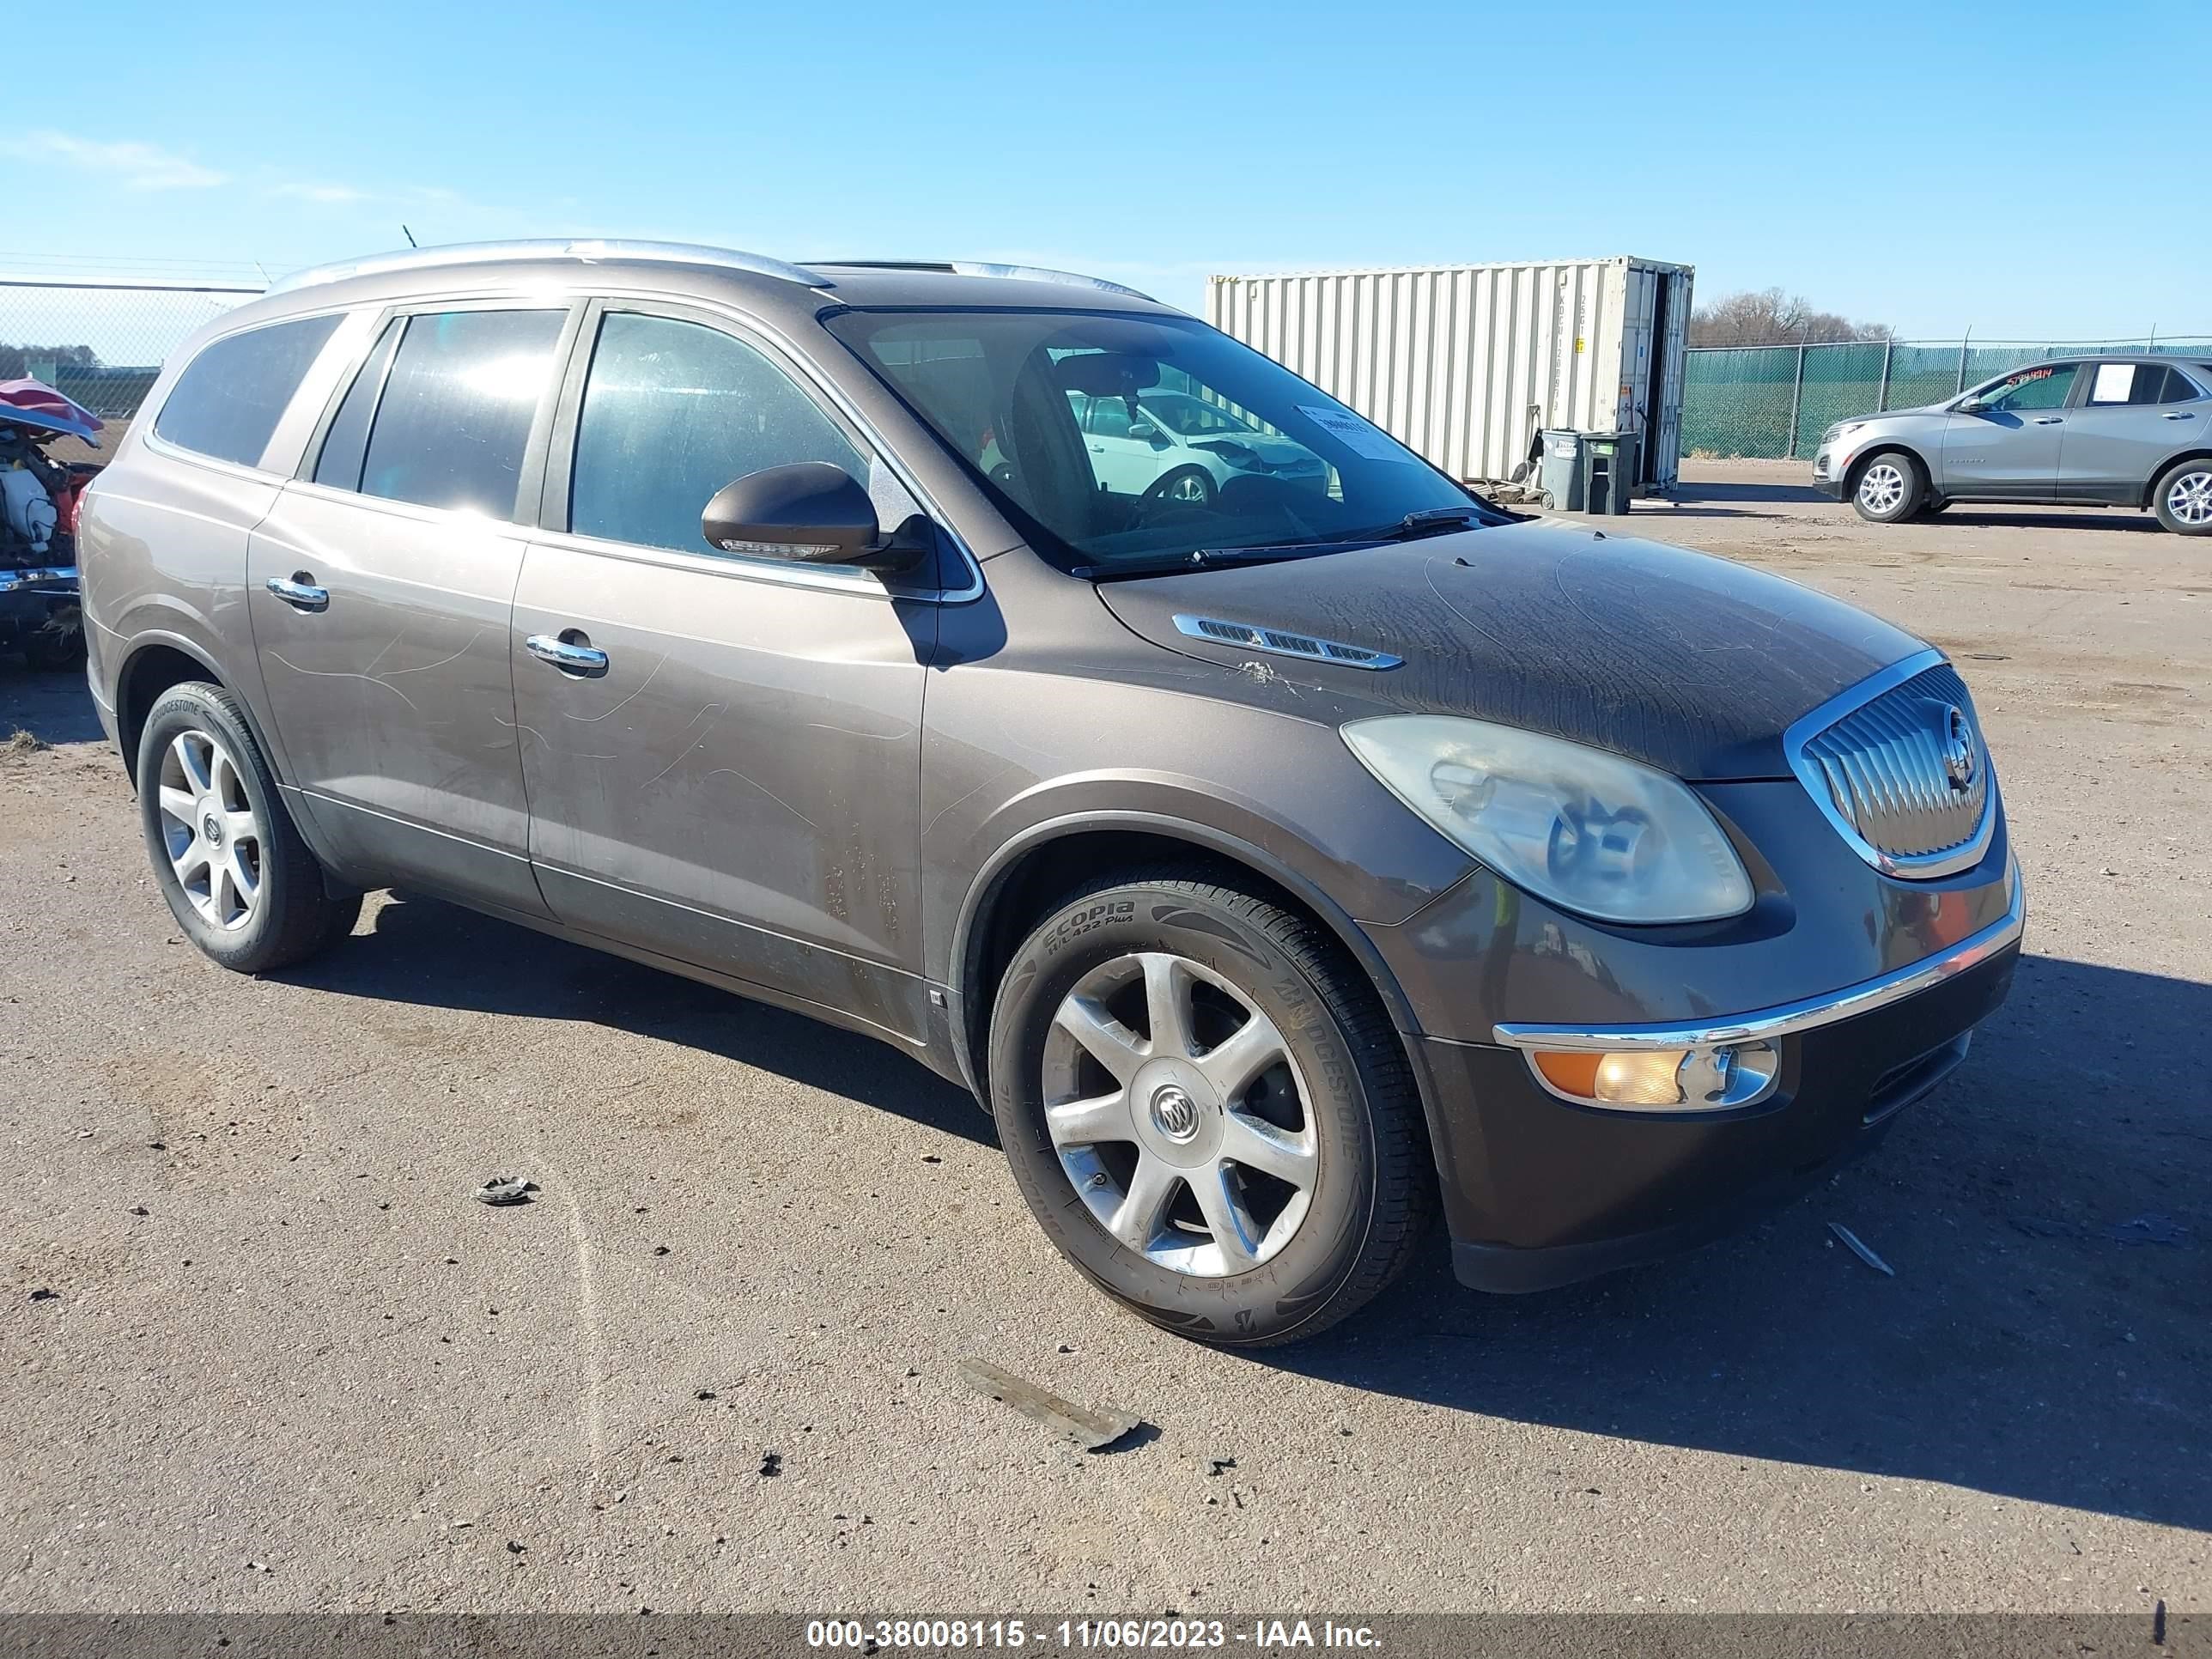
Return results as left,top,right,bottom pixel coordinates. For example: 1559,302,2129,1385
2,460,2206,1617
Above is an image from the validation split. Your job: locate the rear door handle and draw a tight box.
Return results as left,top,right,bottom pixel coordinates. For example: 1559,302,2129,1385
525,631,610,677
264,574,329,613
2032,416,2064,425
2165,410,2197,420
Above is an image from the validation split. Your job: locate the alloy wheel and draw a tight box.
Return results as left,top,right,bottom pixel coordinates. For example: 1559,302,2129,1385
2167,470,2212,526
1858,462,1906,516
155,728,264,931
1041,951,1317,1277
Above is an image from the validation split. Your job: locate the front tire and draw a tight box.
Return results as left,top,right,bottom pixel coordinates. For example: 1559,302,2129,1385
23,620,86,672
136,682,359,973
1851,450,1925,523
2151,458,2212,535
1145,465,1217,508
987,869,1432,1346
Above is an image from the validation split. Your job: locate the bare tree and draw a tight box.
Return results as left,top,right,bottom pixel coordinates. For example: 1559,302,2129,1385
1689,289,1893,347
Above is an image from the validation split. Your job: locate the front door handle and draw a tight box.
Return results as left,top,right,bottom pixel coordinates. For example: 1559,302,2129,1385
2031,416,2064,425
264,573,329,613
526,631,610,678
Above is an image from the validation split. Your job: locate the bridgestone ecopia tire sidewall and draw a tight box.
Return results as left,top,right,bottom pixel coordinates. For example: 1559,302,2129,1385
988,877,1391,1346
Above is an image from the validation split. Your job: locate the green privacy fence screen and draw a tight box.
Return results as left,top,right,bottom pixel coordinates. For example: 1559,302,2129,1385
1682,337,2212,461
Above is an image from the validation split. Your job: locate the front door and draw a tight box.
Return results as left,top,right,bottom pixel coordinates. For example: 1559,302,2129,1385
247,302,577,915
511,302,941,1044
1938,361,2081,498
2056,361,2207,502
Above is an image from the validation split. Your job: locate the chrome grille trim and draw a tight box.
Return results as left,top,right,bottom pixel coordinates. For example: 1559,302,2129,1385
1171,613,1402,671
1784,648,1996,879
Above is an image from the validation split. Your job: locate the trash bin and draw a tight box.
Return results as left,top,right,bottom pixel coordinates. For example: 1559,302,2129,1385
1583,433,1639,516
1538,429,1586,511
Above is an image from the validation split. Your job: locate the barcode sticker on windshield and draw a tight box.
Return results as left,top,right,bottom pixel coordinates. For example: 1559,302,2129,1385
1297,405,1417,463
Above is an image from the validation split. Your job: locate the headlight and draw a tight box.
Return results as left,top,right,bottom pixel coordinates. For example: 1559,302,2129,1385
1341,716,1755,924
1825,420,1867,444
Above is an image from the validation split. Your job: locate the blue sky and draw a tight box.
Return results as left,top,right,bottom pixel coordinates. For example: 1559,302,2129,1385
25,0,2203,341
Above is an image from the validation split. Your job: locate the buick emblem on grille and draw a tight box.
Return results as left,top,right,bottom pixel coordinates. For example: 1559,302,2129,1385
1940,706,1977,793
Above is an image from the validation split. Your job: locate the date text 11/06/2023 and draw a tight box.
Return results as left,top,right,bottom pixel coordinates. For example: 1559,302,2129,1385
805,1619,1382,1650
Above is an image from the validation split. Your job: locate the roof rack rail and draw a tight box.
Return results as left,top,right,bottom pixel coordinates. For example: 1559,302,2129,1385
808,258,1153,301
264,239,831,296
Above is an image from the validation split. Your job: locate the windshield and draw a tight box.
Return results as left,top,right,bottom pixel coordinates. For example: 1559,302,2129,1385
823,308,1493,572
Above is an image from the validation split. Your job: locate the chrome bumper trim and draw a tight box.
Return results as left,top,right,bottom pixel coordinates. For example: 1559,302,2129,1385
1492,866,2025,1054
0,565,80,594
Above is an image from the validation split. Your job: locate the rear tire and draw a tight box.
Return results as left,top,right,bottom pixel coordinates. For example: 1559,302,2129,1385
987,868,1433,1346
136,681,357,974
1851,450,1925,523
2151,458,2212,535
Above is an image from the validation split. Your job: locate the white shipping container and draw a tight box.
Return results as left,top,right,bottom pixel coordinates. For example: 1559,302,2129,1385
1206,257,1694,490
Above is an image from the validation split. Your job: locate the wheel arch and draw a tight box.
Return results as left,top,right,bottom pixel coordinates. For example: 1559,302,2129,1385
1845,441,1934,503
949,811,1432,1109
2146,447,2212,508
115,635,231,785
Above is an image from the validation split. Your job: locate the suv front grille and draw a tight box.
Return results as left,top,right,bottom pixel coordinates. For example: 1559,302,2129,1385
1790,660,1993,878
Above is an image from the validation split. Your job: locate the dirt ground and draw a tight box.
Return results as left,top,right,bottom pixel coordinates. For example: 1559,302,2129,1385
0,459,2205,1618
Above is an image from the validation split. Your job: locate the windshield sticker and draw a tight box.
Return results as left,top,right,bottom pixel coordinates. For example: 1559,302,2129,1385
2093,362,2136,403
1297,404,1417,463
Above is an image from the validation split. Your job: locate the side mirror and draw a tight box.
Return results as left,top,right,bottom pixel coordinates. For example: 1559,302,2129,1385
1127,422,1162,443
700,461,921,571
1958,398,1990,414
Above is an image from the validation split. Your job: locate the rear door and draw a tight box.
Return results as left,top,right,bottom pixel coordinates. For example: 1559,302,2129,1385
247,301,580,915
510,300,945,1044
1939,361,2081,498
2055,361,2209,502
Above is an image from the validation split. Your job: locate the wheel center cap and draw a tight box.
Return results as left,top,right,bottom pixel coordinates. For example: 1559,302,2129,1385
1148,1084,1201,1144
200,809,223,848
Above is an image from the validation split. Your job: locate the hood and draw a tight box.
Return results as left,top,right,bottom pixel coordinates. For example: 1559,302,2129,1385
1093,522,1925,780
1190,433,1319,464
1838,401,1948,427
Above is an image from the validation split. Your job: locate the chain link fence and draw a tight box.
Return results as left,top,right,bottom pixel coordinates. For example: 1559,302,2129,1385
1682,336,2212,461
1,278,263,455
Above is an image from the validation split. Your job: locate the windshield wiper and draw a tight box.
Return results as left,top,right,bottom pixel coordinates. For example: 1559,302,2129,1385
1370,506,1486,540
1074,507,1492,580
1074,542,1352,581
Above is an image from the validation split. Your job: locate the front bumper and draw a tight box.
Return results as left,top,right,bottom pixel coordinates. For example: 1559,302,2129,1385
1417,874,2024,1292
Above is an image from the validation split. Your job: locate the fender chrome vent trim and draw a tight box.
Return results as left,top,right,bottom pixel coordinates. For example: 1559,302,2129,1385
1171,613,1402,671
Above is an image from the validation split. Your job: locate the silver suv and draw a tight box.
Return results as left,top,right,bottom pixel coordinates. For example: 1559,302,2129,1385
77,240,2023,1344
1814,356,2212,532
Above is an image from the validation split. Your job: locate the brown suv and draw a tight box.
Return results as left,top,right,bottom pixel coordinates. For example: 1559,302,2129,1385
78,240,2024,1344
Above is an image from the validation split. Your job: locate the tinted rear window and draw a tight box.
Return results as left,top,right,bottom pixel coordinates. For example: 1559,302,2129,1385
357,309,566,519
153,314,342,467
